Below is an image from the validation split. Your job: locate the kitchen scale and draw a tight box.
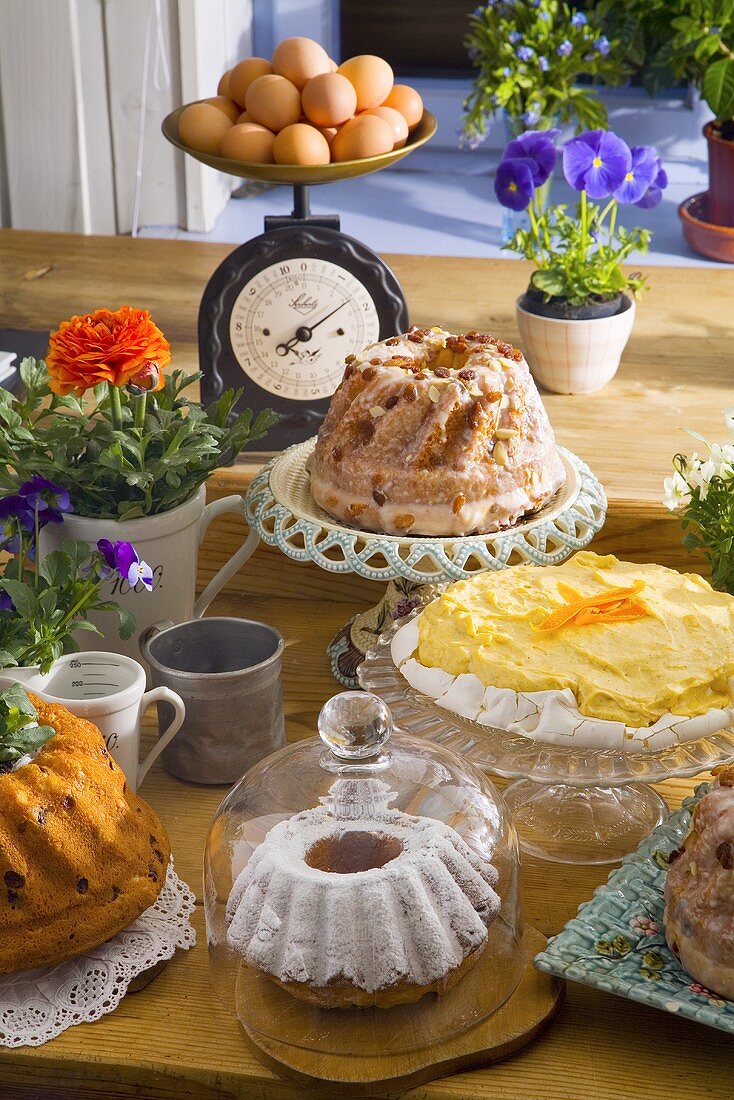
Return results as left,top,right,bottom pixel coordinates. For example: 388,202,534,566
162,106,437,450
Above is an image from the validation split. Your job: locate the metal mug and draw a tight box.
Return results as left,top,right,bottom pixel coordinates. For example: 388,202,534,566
139,617,286,784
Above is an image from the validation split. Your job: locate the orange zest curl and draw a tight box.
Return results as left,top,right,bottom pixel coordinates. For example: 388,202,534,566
534,580,650,633
46,306,171,396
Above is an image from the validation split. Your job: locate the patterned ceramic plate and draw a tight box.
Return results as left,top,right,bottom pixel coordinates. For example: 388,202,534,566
534,782,734,1033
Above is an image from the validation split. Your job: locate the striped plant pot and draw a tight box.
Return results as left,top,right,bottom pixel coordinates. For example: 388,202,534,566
516,295,636,395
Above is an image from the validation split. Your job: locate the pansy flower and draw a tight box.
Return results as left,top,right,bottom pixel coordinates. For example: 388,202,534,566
563,129,631,199
613,145,658,205
635,154,668,209
494,157,536,211
17,476,72,527
97,539,154,591
501,128,559,185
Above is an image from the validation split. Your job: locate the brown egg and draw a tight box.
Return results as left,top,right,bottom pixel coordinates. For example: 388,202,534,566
229,57,273,109
302,72,357,128
383,84,423,130
203,96,240,123
338,55,393,111
272,37,331,90
236,110,252,124
221,122,276,163
273,123,331,165
331,114,394,161
318,126,338,145
218,70,232,97
178,103,232,154
245,74,301,132
361,106,408,149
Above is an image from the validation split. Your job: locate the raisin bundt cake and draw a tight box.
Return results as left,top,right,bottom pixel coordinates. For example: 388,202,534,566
0,695,170,973
308,326,565,536
226,779,501,1008
665,765,734,999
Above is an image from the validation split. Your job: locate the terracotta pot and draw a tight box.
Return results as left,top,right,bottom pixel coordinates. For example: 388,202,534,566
705,121,734,227
515,294,636,395
679,192,734,263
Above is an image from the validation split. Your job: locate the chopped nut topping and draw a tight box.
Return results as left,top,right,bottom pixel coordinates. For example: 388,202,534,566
408,332,423,343
495,427,517,440
457,368,476,381
362,367,377,381
370,405,386,418
428,385,440,403
413,371,427,380
385,395,399,409
343,364,354,379
452,493,466,515
345,354,356,364
467,400,484,429
404,383,418,402
494,440,508,466
689,860,698,876
434,366,450,378
370,357,381,365
716,841,734,869
394,513,416,530
469,385,483,398
372,489,387,507
500,393,511,409
385,337,400,346
505,375,516,391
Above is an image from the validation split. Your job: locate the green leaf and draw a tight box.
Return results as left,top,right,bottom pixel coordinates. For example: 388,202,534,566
0,579,38,621
703,57,734,119
531,269,567,297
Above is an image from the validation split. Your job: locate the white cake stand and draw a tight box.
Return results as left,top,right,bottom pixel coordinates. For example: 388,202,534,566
244,438,607,686
358,608,734,865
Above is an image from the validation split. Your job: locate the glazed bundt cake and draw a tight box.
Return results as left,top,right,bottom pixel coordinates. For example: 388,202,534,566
664,764,734,999
308,325,565,536
0,694,170,973
226,779,500,1008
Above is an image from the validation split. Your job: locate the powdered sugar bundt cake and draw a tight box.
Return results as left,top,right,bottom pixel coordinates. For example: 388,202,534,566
0,695,170,973
664,765,734,999
226,779,501,1007
308,325,565,536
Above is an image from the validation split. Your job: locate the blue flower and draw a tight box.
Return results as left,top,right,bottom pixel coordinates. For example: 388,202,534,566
0,494,34,553
635,154,668,209
517,45,534,61
523,109,541,127
494,157,536,210
538,55,550,72
502,66,512,77
539,9,551,19
0,590,14,613
17,476,72,527
594,36,611,56
97,539,154,591
613,145,658,204
508,30,521,43
502,128,559,184
563,129,631,199
570,11,587,25
557,39,573,56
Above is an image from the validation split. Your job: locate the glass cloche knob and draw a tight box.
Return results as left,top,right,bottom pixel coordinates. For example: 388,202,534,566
318,691,393,760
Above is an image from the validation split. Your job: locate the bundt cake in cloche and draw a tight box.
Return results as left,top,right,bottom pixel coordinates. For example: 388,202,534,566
0,689,170,974
664,764,734,1000
307,325,565,536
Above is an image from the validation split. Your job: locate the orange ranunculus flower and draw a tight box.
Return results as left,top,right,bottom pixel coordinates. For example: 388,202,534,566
46,306,171,396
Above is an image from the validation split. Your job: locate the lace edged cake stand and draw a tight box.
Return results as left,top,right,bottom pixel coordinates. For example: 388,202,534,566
244,438,607,686
358,612,734,865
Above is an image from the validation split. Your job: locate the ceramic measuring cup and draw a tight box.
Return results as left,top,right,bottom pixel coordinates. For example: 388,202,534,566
1,653,186,792
139,617,285,784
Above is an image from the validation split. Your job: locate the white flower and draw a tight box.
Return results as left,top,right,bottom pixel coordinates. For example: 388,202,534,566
688,459,716,499
662,471,691,511
710,442,734,474
725,407,734,435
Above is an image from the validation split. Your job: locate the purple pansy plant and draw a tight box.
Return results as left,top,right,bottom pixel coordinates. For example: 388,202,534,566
97,539,154,591
501,128,559,185
563,129,631,200
494,158,536,211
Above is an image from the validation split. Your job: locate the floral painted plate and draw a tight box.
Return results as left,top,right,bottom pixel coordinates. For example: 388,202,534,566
534,781,734,1032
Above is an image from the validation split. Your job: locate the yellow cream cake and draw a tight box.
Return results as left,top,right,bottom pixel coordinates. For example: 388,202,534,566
391,551,734,751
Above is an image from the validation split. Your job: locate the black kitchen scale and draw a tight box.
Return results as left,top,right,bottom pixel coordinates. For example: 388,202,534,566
162,105,436,450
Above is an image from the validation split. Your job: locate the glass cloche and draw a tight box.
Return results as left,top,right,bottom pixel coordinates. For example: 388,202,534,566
204,691,523,1056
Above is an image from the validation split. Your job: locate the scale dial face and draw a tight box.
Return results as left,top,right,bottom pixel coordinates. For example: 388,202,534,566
229,256,380,400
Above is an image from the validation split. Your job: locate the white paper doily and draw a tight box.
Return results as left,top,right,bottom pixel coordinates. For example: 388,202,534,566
0,860,196,1048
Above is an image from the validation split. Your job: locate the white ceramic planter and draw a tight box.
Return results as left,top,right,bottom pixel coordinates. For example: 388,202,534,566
516,296,636,395
38,486,259,662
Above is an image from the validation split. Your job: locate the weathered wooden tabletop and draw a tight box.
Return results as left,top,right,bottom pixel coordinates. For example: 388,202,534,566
0,229,732,1098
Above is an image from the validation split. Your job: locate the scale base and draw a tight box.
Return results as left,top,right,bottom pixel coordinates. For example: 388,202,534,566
503,780,668,865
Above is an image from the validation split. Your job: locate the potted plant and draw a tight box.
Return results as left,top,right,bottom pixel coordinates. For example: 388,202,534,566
462,0,625,147
0,307,277,658
496,127,668,394
0,477,149,673
663,409,734,592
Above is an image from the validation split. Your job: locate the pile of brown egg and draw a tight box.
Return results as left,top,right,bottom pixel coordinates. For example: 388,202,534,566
177,36,424,166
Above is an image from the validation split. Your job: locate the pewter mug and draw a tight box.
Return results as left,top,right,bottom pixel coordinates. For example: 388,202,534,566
139,617,285,784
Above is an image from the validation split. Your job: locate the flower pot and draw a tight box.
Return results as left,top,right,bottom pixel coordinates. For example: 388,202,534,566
679,192,734,263
515,293,636,395
705,121,734,228
37,486,259,662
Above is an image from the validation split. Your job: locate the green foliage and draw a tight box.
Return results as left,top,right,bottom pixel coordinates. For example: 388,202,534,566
0,360,278,520
462,0,625,144
506,193,650,306
0,684,55,766
672,451,734,593
597,0,734,120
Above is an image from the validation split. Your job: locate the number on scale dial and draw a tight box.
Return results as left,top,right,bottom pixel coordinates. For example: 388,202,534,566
229,257,380,400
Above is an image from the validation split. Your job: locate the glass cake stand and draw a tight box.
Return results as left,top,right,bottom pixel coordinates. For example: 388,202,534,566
358,608,734,865
244,438,607,686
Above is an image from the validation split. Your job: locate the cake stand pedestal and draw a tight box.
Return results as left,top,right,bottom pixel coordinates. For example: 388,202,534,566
358,611,734,865
237,927,564,1097
244,438,607,687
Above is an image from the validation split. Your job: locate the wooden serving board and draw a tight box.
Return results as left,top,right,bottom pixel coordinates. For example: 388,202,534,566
240,927,564,1096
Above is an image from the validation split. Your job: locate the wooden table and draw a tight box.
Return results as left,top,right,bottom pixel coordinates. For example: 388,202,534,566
1,229,733,1098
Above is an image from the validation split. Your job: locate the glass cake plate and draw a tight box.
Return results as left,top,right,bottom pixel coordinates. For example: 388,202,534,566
358,608,734,865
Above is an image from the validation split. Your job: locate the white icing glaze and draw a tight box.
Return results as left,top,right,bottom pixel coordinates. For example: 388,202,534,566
226,785,500,994
391,616,734,752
